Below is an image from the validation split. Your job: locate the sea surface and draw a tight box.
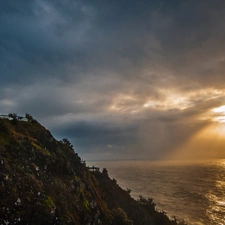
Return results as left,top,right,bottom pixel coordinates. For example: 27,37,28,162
87,160,225,225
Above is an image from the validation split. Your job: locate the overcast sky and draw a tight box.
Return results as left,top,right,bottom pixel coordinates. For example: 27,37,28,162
1,0,225,160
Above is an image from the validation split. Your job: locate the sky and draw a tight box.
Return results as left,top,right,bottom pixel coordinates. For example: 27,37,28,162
1,0,225,161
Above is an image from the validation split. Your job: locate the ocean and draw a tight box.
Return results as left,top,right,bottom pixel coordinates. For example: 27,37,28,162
87,160,225,225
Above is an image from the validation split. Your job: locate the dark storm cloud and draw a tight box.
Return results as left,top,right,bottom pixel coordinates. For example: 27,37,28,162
0,0,96,85
156,1,225,87
55,121,137,145
51,120,138,160
2,0,224,86
1,0,225,159
0,0,163,85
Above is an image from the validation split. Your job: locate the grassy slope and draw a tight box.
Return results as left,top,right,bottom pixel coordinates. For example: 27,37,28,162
0,118,186,225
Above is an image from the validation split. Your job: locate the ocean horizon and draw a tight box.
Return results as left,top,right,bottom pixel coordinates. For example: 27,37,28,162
87,159,225,225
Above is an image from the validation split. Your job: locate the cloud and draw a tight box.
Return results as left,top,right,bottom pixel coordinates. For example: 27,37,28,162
1,0,225,160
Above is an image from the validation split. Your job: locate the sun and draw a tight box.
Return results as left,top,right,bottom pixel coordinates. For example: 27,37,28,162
212,105,225,123
210,105,225,136
212,105,225,113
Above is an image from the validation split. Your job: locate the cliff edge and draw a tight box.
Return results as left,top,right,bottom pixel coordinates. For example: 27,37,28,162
0,115,186,225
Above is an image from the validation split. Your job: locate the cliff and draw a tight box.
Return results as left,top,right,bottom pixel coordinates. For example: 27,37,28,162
0,115,186,225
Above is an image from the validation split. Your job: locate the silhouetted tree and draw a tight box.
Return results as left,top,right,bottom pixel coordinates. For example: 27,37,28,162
126,188,132,195
60,138,73,148
102,168,108,176
137,195,156,212
25,113,36,123
8,113,17,120
8,113,18,124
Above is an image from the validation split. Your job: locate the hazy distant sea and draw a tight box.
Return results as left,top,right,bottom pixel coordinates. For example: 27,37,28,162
87,160,225,225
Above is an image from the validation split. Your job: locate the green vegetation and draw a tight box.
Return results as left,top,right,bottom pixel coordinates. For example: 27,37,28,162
0,115,187,225
43,196,55,209
111,208,133,225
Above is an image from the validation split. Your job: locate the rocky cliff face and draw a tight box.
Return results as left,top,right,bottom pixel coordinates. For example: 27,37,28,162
0,116,186,225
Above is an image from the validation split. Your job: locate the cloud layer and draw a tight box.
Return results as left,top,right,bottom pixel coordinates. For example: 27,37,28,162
1,0,225,160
